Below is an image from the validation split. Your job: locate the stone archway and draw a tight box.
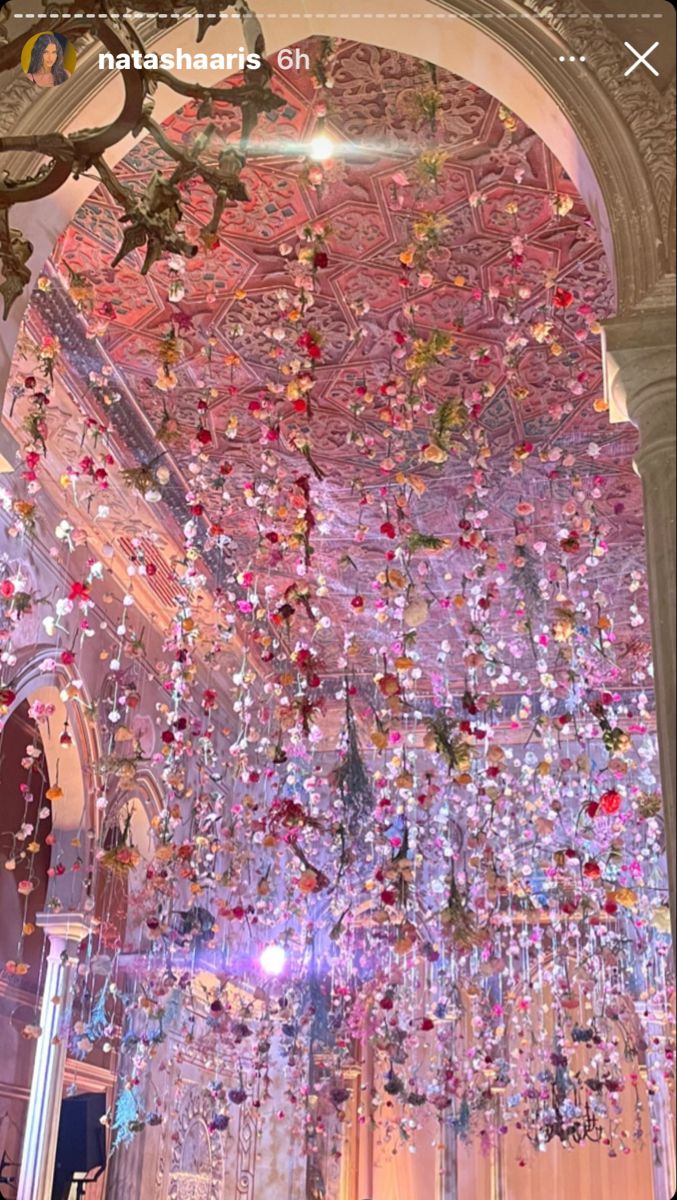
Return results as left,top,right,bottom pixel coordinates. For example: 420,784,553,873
3,649,101,896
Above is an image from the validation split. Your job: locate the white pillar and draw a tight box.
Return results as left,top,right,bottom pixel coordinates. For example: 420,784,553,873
648,1073,677,1200
17,912,90,1200
440,1119,458,1200
488,1104,506,1200
603,303,677,944
356,1030,374,1200
636,1001,677,1200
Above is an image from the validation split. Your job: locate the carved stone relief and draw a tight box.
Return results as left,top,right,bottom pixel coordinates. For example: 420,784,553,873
165,1084,226,1200
518,0,675,250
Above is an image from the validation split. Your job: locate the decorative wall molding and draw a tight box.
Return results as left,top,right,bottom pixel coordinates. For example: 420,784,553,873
517,0,675,253
63,1058,117,1091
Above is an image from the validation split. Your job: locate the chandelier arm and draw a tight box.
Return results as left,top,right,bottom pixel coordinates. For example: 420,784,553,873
140,117,248,202
0,3,282,314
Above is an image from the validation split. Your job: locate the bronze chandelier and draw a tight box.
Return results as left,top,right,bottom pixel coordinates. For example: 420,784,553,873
0,1,285,318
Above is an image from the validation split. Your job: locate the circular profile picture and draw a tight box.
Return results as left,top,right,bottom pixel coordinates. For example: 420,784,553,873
21,31,75,88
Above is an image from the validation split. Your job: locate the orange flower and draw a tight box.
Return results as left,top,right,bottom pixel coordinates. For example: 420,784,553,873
298,869,320,893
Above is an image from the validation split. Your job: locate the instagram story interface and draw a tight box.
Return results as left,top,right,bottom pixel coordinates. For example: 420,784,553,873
0,5,675,1200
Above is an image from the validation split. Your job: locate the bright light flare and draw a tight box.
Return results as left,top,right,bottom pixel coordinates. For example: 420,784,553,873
259,944,286,976
308,134,334,162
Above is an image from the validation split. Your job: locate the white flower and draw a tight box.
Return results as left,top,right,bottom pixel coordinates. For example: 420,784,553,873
55,520,73,541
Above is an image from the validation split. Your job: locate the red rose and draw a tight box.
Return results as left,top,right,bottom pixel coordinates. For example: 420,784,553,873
583,860,602,879
0,580,15,598
554,287,574,309
599,789,621,815
380,521,397,539
196,427,212,445
68,581,90,601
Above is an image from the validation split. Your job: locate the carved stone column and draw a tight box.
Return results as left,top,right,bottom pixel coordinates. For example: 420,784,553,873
17,912,89,1200
603,302,676,943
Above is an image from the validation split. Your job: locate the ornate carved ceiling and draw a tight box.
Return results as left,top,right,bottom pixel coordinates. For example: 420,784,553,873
14,38,650,708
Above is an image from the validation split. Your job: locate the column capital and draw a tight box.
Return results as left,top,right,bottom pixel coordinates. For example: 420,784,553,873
36,910,90,957
602,305,676,429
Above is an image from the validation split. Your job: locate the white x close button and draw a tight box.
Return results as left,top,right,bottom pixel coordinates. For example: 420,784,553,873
624,41,660,77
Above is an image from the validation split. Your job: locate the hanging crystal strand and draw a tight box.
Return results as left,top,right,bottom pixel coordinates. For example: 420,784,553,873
535,932,544,1044
506,878,516,994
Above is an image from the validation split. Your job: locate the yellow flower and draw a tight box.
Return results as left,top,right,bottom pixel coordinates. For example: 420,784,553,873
651,906,671,933
155,368,178,391
611,887,637,909
531,320,553,343
421,444,448,464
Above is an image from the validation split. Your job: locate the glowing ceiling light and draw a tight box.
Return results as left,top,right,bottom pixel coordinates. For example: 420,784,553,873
308,134,334,162
259,944,286,976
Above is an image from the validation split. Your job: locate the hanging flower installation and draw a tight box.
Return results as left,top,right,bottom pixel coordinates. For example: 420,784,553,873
0,37,673,1182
